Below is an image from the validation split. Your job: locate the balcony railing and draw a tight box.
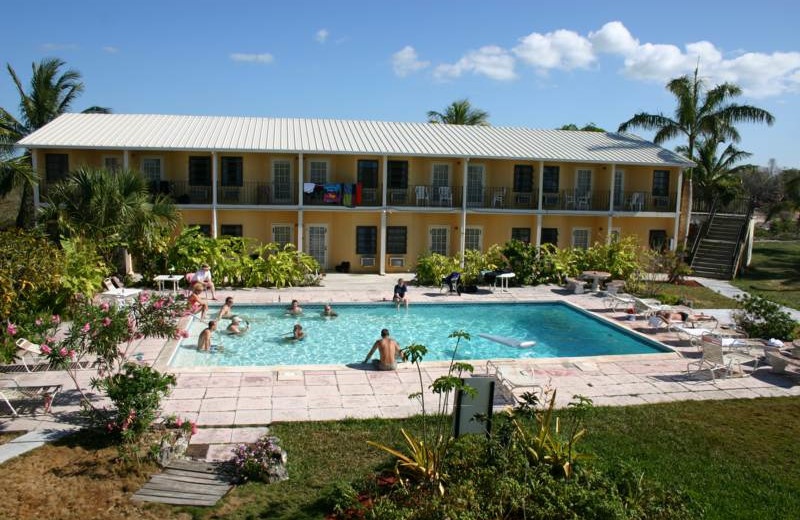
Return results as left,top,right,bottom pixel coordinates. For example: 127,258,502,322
216,182,297,205
465,187,538,209
387,185,462,208
612,191,677,212
303,184,382,207
692,196,750,215
540,190,611,211
162,181,212,204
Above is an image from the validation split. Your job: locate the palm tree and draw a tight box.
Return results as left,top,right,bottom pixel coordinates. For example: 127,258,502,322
677,138,751,205
0,58,110,228
427,99,489,126
618,67,774,244
41,167,180,266
558,123,605,132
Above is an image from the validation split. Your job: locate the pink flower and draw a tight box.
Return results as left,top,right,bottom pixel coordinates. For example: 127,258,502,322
190,422,198,435
51,315,61,324
102,317,112,327
6,323,17,336
40,344,52,354
35,318,43,326
59,347,67,357
179,329,190,338
107,422,116,432
153,300,163,309
175,417,184,427
100,302,110,311
82,323,91,333
138,292,150,303
69,350,77,361
46,336,55,343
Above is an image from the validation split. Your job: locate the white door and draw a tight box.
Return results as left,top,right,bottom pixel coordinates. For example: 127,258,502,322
576,169,592,197
273,161,292,203
306,225,328,268
467,164,484,207
429,226,449,256
613,169,625,209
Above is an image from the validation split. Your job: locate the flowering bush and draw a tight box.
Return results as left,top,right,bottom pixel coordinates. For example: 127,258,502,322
0,312,61,363
164,414,198,437
230,436,288,483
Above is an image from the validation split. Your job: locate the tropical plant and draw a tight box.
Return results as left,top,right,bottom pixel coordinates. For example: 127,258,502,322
0,58,110,228
368,331,476,495
40,167,180,267
558,122,605,132
57,237,110,307
618,67,774,244
427,99,489,126
733,295,798,340
677,137,751,205
765,169,800,221
414,252,461,286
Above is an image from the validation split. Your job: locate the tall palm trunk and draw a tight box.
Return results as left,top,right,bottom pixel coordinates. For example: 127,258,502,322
16,181,36,229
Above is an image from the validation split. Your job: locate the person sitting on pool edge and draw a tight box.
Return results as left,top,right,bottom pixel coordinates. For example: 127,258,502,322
218,296,236,320
226,316,249,335
188,283,209,320
285,323,305,341
321,304,338,318
393,279,409,309
286,299,303,315
363,328,404,371
197,320,222,351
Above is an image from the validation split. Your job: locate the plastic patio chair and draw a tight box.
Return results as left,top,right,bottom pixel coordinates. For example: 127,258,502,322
0,377,61,416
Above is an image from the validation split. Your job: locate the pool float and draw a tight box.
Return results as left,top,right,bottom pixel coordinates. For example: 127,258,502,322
477,333,536,348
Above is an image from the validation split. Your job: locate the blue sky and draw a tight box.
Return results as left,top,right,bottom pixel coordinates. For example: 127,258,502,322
2,0,799,166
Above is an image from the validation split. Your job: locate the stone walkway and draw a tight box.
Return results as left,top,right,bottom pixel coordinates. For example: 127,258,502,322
691,276,800,321
2,275,798,448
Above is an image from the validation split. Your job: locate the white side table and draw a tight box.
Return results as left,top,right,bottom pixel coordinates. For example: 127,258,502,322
154,274,184,293
495,272,515,293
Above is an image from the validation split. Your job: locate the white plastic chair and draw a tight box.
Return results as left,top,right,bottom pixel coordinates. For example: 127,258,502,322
438,186,453,207
628,192,644,211
687,340,757,380
0,377,61,416
415,186,430,206
491,187,507,208
14,338,50,372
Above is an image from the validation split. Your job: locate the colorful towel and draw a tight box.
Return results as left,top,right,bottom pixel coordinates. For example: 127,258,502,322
323,183,341,203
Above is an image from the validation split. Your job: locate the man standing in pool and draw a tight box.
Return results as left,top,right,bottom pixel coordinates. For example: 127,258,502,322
393,279,409,309
363,329,404,370
218,296,236,319
197,320,217,351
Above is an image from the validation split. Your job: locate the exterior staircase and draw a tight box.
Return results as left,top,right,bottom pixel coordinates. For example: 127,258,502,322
690,214,749,279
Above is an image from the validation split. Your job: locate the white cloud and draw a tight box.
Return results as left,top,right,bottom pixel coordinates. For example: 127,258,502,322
102,46,119,54
434,45,516,81
229,52,274,64
41,43,78,51
315,29,329,44
418,20,800,97
513,29,594,72
391,46,430,77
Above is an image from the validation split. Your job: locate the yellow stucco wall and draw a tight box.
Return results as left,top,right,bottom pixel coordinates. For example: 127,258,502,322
303,210,383,272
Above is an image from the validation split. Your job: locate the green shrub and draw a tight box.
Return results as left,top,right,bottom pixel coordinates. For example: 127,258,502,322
461,245,505,285
734,295,798,340
58,237,110,307
501,240,539,284
576,236,643,280
0,229,65,321
415,252,460,286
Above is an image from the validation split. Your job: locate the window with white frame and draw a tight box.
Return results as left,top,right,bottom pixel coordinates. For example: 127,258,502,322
104,156,120,173
273,160,292,202
429,227,449,256
571,228,590,249
467,164,484,206
309,160,328,184
141,157,163,183
575,169,592,196
432,164,450,188
465,227,483,251
272,224,292,248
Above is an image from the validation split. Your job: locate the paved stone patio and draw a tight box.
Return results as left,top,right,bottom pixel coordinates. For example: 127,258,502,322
2,274,798,460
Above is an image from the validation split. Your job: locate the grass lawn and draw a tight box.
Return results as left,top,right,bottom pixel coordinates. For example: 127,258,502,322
734,240,800,310
656,283,738,309
3,399,799,519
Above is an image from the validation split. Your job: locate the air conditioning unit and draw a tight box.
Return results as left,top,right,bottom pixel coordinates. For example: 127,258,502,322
389,257,405,267
360,256,376,267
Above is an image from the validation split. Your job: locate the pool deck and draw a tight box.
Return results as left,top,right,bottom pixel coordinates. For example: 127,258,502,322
2,274,798,461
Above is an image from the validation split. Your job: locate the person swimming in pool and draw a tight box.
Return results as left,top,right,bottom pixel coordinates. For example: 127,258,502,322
218,296,236,320
286,299,303,316
197,320,224,351
363,328,404,371
285,323,305,341
225,316,249,335
320,304,338,318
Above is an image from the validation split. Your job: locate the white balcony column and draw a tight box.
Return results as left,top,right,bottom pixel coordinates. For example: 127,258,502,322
381,155,388,207
211,151,218,238
123,150,130,171
672,168,684,250
459,158,469,267
606,216,613,245
535,214,542,247
537,160,544,211
608,162,616,212
297,153,304,251
31,149,40,208
379,210,387,275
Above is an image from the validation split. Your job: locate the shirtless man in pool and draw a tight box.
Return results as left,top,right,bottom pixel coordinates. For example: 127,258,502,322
363,329,404,371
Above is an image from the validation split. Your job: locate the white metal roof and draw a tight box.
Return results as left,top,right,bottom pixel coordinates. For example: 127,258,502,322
17,113,693,167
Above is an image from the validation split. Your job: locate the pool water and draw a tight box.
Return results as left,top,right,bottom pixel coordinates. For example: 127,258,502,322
169,302,670,368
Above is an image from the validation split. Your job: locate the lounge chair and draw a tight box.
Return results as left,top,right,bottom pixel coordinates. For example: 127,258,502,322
0,377,61,416
603,292,636,312
632,297,673,318
14,338,51,372
687,340,757,381
486,360,541,397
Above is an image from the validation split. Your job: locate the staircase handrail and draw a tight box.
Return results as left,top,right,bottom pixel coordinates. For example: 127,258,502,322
689,196,719,264
730,198,757,278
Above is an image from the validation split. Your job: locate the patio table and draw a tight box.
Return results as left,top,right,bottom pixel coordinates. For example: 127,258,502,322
494,272,515,293
581,270,611,292
154,274,184,294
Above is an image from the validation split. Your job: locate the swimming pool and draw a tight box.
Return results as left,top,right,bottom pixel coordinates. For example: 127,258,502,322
168,302,671,368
